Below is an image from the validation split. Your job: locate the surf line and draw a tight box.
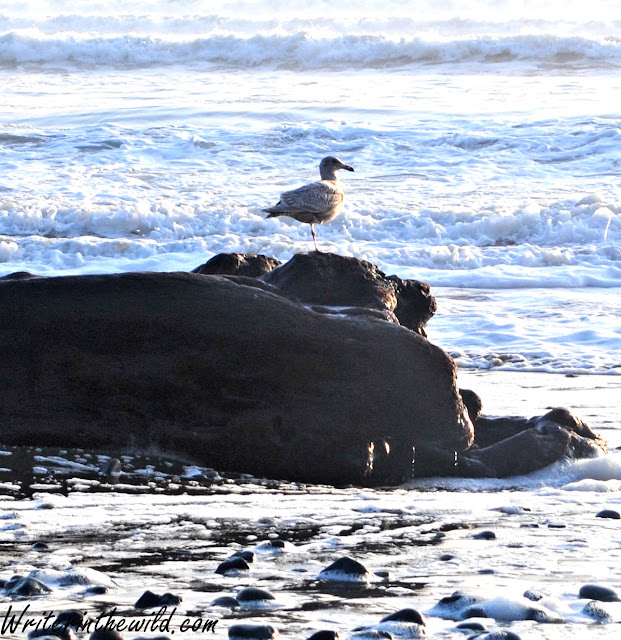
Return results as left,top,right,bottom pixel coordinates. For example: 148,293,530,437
1,605,218,635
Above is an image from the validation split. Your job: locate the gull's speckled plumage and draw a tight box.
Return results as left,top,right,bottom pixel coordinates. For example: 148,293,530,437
264,156,354,251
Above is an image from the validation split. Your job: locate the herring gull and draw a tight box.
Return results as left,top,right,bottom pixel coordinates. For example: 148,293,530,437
263,156,354,251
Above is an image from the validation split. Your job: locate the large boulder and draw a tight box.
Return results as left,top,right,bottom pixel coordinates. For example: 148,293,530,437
193,252,436,335
192,253,281,278
412,393,606,478
0,269,473,486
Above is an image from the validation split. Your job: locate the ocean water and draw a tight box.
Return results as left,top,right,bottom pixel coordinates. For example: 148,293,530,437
1,2,621,637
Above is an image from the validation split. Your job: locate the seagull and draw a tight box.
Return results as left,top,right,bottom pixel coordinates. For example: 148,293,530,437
263,156,354,251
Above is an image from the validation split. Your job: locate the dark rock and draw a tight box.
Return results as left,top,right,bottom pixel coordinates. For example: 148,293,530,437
596,509,620,519
193,253,281,277
255,252,438,335
474,407,604,450
32,541,50,551
260,252,398,311
579,584,620,602
228,624,278,640
134,590,182,609
210,596,240,608
386,275,437,335
230,550,255,563
413,406,606,479
5,576,51,596
473,530,496,540
380,609,425,625
134,589,161,607
216,557,250,575
0,268,471,486
267,539,285,548
456,621,487,631
523,589,544,601
307,632,339,640
459,388,483,424
54,610,89,629
318,557,370,580
236,587,276,602
461,605,489,619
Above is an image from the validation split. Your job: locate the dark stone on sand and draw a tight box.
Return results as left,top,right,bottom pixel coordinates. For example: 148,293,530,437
596,509,620,519
579,584,620,602
236,587,276,602
54,610,89,629
440,554,455,561
318,556,370,580
412,406,606,479
523,589,544,601
32,541,50,551
473,406,604,449
230,550,255,563
259,252,435,335
461,605,489,619
307,632,339,640
473,530,496,540
228,624,279,640
0,261,471,486
4,576,51,596
456,621,487,631
134,590,182,609
459,388,483,423
438,591,477,607
267,539,285,548
210,596,240,608
380,609,425,625
193,253,281,278
216,557,250,575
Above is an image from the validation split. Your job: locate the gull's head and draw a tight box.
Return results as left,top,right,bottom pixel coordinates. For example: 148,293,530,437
320,156,354,179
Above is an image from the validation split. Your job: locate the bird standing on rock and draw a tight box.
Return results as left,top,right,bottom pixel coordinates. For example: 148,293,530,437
263,156,354,252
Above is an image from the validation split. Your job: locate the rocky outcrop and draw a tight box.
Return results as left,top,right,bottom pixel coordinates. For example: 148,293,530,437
0,265,472,486
412,393,607,478
193,252,436,336
0,252,606,484
192,253,281,278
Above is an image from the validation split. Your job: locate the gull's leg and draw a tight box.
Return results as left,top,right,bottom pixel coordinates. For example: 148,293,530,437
310,223,320,252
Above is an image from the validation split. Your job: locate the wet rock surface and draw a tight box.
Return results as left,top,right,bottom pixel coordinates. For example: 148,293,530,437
0,255,472,486
0,252,606,484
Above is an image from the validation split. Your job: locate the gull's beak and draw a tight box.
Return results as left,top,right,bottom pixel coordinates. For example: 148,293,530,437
342,163,354,172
